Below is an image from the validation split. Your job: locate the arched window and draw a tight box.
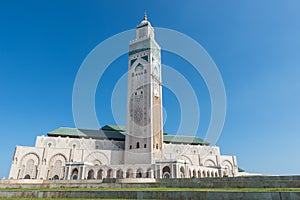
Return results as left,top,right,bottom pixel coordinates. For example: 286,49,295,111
215,172,218,177
136,142,140,149
129,145,132,149
87,169,94,179
116,169,123,178
97,169,103,179
24,159,36,179
53,175,59,180
193,170,196,178
162,166,171,179
52,160,63,179
71,168,78,180
156,144,158,149
146,168,152,178
180,167,185,178
24,174,31,179
144,144,147,148
136,169,143,178
126,169,133,178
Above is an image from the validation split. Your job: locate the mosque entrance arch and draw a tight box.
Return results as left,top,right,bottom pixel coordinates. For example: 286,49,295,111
71,168,78,180
162,166,171,179
24,174,31,179
52,175,59,180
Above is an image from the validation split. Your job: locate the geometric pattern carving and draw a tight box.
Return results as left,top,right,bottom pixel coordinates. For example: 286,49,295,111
48,154,66,179
18,153,40,179
84,151,109,165
221,160,233,176
204,159,216,167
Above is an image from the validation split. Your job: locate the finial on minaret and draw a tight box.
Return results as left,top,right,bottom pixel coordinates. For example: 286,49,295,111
144,12,147,21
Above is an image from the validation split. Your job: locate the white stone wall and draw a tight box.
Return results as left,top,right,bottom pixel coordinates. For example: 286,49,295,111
35,136,124,151
161,143,238,177
9,136,238,180
162,143,221,166
9,136,125,180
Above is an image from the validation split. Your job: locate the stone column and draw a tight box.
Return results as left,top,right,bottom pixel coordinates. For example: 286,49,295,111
64,166,69,180
112,169,116,178
123,170,126,179
150,169,153,178
156,165,161,179
79,166,84,180
173,164,177,178
102,170,107,179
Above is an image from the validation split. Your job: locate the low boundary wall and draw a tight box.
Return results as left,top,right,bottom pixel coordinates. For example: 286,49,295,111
1,176,300,189
0,190,300,200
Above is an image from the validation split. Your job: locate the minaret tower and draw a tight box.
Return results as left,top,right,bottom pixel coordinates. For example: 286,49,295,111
125,14,163,164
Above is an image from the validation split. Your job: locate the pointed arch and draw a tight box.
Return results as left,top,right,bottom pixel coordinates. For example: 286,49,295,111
116,169,123,178
136,168,143,178
222,160,233,177
19,152,40,167
18,153,40,179
126,169,133,178
198,170,201,178
146,168,152,178
176,155,193,165
48,154,67,180
180,166,185,178
71,168,79,180
204,159,216,167
162,166,171,179
192,169,196,178
84,151,109,165
215,171,218,177
24,174,31,179
87,169,95,179
97,169,103,179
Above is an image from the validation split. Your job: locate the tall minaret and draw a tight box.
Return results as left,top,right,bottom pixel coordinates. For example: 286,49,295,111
124,14,163,164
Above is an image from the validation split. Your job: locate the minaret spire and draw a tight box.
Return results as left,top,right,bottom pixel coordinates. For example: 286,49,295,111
125,17,163,164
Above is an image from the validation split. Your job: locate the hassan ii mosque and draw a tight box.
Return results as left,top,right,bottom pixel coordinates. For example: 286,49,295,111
9,15,242,181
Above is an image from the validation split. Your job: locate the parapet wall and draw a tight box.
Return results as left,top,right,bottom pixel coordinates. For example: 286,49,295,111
158,176,300,188
1,176,300,189
1,177,300,200
1,190,300,200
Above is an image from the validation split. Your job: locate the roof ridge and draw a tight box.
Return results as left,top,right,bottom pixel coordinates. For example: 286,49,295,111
165,134,201,138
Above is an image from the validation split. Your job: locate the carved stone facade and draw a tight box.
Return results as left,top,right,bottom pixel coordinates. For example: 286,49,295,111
9,15,240,180
9,132,238,180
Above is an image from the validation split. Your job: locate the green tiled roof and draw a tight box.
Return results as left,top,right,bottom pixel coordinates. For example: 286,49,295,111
163,135,208,145
238,167,245,172
48,125,208,145
48,127,125,141
101,125,126,132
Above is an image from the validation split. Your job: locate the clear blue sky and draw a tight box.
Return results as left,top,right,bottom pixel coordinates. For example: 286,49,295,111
0,1,299,178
